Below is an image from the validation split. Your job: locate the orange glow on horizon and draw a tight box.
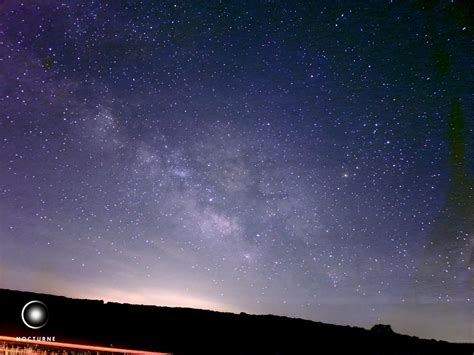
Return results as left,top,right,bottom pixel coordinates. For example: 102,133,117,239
0,335,170,354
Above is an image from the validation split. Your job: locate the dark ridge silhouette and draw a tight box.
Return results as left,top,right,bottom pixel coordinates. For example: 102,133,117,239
0,288,472,354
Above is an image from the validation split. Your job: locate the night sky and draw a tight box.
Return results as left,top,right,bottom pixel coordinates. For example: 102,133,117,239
1,0,472,343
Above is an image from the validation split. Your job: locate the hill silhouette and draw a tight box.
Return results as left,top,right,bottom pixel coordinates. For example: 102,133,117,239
0,288,472,354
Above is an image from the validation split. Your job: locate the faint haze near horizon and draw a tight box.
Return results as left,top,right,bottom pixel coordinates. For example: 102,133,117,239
0,0,472,343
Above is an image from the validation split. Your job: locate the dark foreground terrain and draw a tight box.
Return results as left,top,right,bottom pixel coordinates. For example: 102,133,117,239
0,288,472,354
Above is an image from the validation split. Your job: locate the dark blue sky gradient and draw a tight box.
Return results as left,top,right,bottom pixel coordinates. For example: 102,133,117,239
0,0,472,342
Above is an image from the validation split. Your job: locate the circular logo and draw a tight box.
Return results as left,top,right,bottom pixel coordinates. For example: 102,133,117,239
21,300,48,329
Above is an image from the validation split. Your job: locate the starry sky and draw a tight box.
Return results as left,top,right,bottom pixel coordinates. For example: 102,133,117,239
0,0,472,343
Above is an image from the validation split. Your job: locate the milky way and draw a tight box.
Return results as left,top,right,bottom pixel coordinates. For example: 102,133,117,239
0,1,472,342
